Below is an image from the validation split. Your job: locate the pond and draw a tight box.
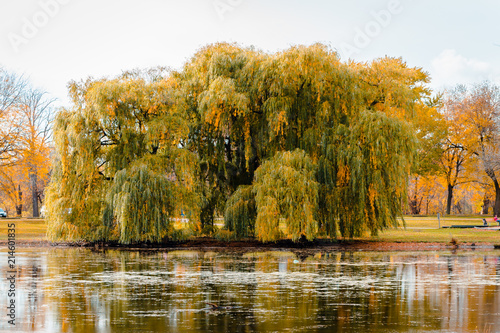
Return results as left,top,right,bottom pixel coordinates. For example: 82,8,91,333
1,247,500,332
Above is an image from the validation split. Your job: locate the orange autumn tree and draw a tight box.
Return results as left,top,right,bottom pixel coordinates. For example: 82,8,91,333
0,67,53,216
17,88,53,216
355,58,448,216
440,83,500,215
0,165,24,216
439,92,476,215
452,82,500,215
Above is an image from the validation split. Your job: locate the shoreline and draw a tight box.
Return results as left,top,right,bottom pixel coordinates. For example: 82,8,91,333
1,238,498,252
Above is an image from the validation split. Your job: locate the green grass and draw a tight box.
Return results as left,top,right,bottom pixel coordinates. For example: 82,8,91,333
398,215,492,229
373,216,500,244
0,215,499,245
0,218,47,240
374,228,500,243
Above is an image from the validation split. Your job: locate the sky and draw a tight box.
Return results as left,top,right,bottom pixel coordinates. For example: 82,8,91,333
1,0,499,108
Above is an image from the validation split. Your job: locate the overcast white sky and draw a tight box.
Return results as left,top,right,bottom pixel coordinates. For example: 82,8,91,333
1,0,499,108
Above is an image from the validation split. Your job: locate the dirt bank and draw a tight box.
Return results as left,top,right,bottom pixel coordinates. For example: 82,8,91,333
1,238,497,252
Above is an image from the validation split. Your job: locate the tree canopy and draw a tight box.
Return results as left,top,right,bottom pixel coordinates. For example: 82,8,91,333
0,67,53,217
46,43,431,243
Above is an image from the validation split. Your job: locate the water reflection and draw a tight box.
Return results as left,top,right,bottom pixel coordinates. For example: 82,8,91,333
1,248,499,332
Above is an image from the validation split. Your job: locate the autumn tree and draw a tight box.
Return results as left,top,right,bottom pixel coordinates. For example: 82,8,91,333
18,88,54,216
0,165,25,215
0,67,26,164
0,67,53,216
48,43,431,243
453,82,500,215
407,174,446,215
439,86,471,214
0,68,25,214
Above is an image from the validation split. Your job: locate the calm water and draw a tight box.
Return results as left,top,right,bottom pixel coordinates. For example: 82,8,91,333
1,248,500,332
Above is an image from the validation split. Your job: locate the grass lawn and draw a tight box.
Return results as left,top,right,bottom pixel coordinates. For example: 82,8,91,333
398,215,494,228
0,215,498,245
373,216,500,244
374,228,500,244
0,218,47,240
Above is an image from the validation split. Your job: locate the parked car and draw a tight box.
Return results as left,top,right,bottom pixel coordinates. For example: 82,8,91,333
0,208,7,218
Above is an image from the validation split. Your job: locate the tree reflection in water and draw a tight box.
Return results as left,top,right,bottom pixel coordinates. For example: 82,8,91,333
1,248,499,332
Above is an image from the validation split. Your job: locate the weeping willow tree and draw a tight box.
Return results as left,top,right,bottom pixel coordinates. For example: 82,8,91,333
46,69,199,243
47,43,431,243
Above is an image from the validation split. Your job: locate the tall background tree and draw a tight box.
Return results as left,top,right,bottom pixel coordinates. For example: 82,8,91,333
0,67,53,217
0,67,25,164
440,82,500,215
460,82,500,215
439,89,475,215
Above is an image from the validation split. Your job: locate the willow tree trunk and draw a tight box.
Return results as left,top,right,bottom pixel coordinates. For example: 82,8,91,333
446,184,454,215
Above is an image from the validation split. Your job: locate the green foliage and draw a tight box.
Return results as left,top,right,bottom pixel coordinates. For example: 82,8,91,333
213,229,237,242
224,185,256,238
253,149,319,242
318,111,416,238
260,44,362,158
104,163,175,244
